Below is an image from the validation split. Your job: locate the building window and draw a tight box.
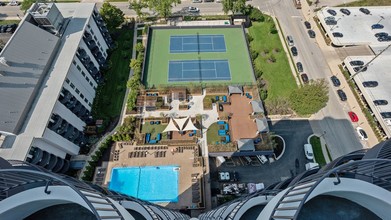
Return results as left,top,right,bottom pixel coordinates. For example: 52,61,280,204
91,30,94,35
65,78,70,84
94,36,97,41
97,42,101,46
84,98,88,103
80,94,84,99
75,89,80,94
87,24,91,29
77,65,81,71
93,86,97,90
70,83,75,89
89,82,93,87
86,77,90,82
88,102,92,107
81,71,86,77
72,60,76,65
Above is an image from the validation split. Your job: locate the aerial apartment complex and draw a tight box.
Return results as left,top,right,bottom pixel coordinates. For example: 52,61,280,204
0,3,112,173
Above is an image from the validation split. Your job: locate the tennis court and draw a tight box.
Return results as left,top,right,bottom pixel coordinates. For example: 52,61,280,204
168,59,231,82
170,34,227,53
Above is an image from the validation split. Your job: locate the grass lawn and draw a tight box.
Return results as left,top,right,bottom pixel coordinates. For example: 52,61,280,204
143,27,254,88
249,21,297,102
141,123,167,139
207,123,221,145
0,20,19,25
310,136,327,166
341,0,391,6
92,28,133,123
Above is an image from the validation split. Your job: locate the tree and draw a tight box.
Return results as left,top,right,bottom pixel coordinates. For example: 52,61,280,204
100,2,125,32
289,79,329,115
222,0,246,15
129,0,147,19
143,0,181,20
20,0,46,11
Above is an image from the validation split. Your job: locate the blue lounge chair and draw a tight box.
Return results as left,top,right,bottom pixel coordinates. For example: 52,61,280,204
150,121,154,125
217,121,225,125
225,135,230,143
156,121,161,125
224,124,229,130
157,133,162,141
223,96,227,102
145,133,151,143
215,96,219,101
149,140,157,144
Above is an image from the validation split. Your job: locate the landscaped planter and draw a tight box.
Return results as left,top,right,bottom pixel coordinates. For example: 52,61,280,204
272,135,285,160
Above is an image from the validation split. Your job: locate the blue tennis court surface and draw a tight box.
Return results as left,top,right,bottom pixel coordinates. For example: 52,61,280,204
170,35,226,53
109,166,179,203
168,60,231,82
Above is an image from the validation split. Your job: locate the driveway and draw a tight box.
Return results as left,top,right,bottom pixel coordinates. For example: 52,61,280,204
209,119,313,188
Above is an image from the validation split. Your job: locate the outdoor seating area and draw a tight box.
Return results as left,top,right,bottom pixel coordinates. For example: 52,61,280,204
128,151,147,158
113,150,120,161
149,120,161,125
146,93,159,96
215,95,228,103
145,133,162,144
245,92,253,99
189,130,197,137
216,121,231,144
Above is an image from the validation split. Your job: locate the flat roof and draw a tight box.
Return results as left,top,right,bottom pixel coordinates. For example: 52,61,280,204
344,54,391,137
318,7,391,46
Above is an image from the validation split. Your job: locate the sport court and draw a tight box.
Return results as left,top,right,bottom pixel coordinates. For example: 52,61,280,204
170,34,226,53
168,60,231,82
143,27,255,87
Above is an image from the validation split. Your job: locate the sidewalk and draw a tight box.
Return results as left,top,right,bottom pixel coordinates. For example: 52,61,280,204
300,1,379,148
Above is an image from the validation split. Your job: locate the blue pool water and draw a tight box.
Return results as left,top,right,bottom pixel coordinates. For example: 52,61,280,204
109,165,179,203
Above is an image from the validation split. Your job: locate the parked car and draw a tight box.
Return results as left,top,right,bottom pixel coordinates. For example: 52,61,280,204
378,36,391,42
291,46,298,56
305,162,320,171
301,73,309,83
304,144,314,160
192,0,202,2
353,66,367,72
0,1,6,6
337,89,347,101
340,8,351,15
258,155,268,164
356,127,368,140
362,81,378,87
372,24,384,29
349,60,364,66
304,21,311,29
187,6,200,13
348,111,359,122
359,8,370,15
325,16,335,21
330,75,340,87
381,112,391,118
204,0,214,2
375,32,388,38
374,100,388,106
332,32,343,38
216,0,222,2
296,62,303,72
308,30,316,38
287,35,294,46
325,20,337,25
8,0,20,6
327,9,337,16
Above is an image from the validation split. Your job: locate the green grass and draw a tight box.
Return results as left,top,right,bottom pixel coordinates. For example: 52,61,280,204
207,123,221,145
203,95,215,109
310,136,326,166
143,27,255,88
249,22,297,101
141,123,166,139
93,29,134,123
0,20,19,25
340,0,391,6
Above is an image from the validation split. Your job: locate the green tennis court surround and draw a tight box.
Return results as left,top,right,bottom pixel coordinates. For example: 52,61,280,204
143,26,255,88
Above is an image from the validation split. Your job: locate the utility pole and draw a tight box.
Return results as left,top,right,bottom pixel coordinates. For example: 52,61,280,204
348,44,391,81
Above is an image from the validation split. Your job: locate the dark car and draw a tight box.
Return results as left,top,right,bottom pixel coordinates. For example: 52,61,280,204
362,81,378,87
218,104,223,111
332,32,343,38
381,112,391,119
372,24,384,29
350,60,364,66
359,8,370,15
304,21,311,29
325,20,337,25
375,32,388,38
301,73,309,83
308,30,316,38
337,89,347,101
353,66,367,72
327,9,337,16
291,46,298,56
378,36,391,42
340,8,351,15
374,100,388,106
296,62,303,72
0,2,6,6
330,76,341,87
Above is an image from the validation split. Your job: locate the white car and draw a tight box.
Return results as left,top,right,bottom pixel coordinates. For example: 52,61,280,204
356,127,368,140
305,162,319,171
192,0,202,3
8,0,20,6
304,144,314,160
257,155,268,164
216,0,222,2
187,6,200,13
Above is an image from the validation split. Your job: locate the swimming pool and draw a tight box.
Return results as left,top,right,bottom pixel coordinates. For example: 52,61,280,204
109,165,179,203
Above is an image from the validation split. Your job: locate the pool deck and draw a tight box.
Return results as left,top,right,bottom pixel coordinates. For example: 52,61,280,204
103,142,204,210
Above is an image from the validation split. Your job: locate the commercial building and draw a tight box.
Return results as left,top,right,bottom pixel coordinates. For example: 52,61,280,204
0,3,112,173
1,140,391,219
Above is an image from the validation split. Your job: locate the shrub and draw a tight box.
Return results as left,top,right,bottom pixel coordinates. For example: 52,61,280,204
246,33,254,42
249,7,265,22
254,65,263,79
259,89,268,100
136,42,144,53
251,49,259,60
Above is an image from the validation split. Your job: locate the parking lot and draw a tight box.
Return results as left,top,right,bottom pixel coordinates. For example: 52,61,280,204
209,119,314,188
317,6,391,46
